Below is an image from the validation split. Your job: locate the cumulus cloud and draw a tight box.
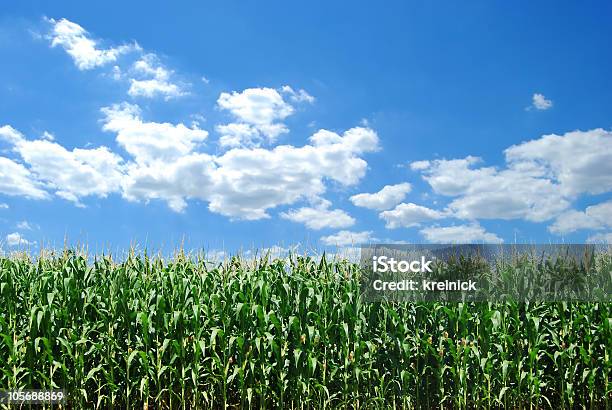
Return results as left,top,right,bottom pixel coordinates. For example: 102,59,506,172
281,85,315,104
1,124,124,205
549,200,612,234
320,230,376,246
216,87,297,147
0,125,25,145
5,232,34,247
101,103,208,164
0,203,8,209
280,199,355,230
505,128,612,196
419,223,503,244
350,183,411,210
586,232,612,244
0,127,49,199
206,127,378,219
46,17,138,70
23,143,123,204
218,87,293,128
414,156,569,222
379,202,445,229
99,104,379,218
3,120,378,218
16,221,35,230
530,93,553,110
216,123,260,148
128,54,186,99
412,129,612,224
0,156,49,199
120,152,215,213
46,18,188,100
409,160,430,171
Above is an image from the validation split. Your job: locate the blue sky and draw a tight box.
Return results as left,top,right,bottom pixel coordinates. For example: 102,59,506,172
1,1,611,253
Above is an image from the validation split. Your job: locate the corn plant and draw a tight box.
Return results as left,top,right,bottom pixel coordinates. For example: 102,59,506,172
0,249,610,408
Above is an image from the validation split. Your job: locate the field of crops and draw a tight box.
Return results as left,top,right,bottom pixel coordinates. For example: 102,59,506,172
1,250,610,409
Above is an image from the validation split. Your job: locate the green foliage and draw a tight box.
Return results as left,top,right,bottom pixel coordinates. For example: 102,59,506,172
0,250,610,409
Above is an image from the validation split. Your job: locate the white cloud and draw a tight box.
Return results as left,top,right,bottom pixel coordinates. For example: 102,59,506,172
46,18,188,101
586,232,612,244
103,110,378,218
409,160,431,171
1,124,124,205
20,121,378,220
0,125,25,145
505,128,612,196
216,123,261,148
350,183,411,210
379,202,445,229
0,156,49,199
415,129,612,224
216,87,295,147
16,221,35,230
46,18,137,70
415,156,491,196
549,210,598,234
280,199,355,230
0,203,8,209
549,200,612,234
120,152,215,213
5,232,34,247
18,141,123,205
128,54,186,99
281,85,315,104
415,155,569,222
320,230,375,246
309,127,379,154
218,87,294,127
204,127,379,219
419,223,503,244
101,103,208,165
530,93,553,110
111,65,122,80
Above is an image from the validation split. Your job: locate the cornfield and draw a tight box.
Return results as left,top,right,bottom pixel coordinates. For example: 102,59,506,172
0,250,610,409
